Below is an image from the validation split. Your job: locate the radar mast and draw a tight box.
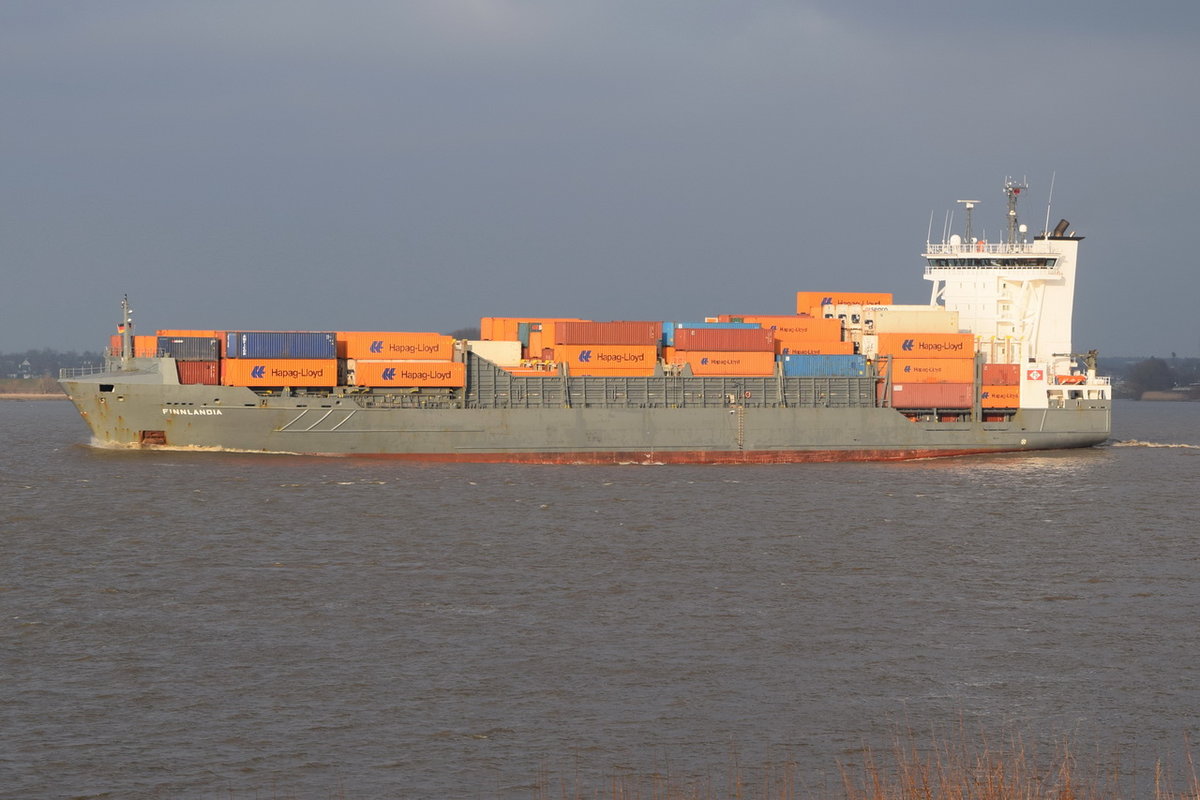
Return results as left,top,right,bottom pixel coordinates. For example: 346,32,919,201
1004,177,1028,246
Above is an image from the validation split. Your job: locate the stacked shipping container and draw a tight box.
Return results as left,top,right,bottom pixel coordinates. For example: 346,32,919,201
668,325,775,376
717,314,846,355
124,292,1028,407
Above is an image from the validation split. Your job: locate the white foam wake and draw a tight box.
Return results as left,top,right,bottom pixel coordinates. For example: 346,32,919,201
1110,440,1200,449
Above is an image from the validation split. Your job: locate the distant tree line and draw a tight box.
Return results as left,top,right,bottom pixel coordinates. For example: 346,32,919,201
1,349,105,379
1100,356,1200,399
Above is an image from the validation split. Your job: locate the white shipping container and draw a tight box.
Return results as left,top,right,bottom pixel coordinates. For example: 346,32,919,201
466,339,523,366
868,307,960,334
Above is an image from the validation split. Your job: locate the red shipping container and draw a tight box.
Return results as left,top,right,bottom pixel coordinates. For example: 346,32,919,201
982,363,1020,385
672,327,775,352
555,321,661,346
884,383,974,409
177,361,220,385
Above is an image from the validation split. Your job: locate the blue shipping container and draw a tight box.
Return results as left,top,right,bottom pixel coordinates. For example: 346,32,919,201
226,332,337,359
781,354,868,377
157,336,220,361
662,321,759,347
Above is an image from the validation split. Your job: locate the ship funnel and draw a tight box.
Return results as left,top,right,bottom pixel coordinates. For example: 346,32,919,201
1052,219,1070,237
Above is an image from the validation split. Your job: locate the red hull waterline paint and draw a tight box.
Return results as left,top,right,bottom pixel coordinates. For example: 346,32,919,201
275,447,1020,464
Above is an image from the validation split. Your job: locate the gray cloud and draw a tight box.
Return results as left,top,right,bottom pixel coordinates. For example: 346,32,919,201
1,1,1197,357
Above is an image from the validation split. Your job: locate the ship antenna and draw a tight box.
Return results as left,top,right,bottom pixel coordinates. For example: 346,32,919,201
927,209,935,245
1003,177,1027,246
120,294,134,366
957,200,980,244
1043,170,1056,235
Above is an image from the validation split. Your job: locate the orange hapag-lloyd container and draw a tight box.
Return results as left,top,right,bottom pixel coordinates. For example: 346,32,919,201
556,344,658,375
876,332,975,359
670,350,776,376
156,329,224,338
796,291,893,316
352,360,465,387
338,332,454,360
222,359,339,387
776,340,855,356
981,385,1021,408
723,315,844,342
891,357,975,383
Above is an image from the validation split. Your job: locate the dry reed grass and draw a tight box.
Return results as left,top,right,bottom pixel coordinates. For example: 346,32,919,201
537,733,1200,800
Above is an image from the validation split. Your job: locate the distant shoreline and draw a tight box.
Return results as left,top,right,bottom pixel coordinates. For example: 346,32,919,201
0,393,68,400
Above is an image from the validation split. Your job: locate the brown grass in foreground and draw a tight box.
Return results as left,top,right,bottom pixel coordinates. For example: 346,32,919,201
537,736,1200,800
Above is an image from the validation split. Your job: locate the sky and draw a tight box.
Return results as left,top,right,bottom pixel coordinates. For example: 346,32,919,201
2,0,1198,357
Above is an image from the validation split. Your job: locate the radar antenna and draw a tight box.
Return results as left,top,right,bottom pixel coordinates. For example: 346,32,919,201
1003,177,1028,246
956,200,980,245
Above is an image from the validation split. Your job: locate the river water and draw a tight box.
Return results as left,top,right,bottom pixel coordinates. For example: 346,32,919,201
2,399,1198,799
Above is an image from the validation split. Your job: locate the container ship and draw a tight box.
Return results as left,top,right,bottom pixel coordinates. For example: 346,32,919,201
59,181,1111,463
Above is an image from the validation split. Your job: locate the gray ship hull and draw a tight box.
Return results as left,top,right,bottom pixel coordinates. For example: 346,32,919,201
59,356,1111,463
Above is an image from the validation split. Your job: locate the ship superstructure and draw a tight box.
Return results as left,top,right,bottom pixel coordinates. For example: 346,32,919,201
923,179,1107,412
